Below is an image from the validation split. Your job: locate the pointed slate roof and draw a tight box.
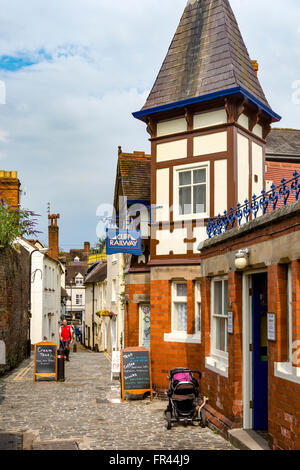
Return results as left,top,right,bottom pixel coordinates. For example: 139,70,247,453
135,0,279,121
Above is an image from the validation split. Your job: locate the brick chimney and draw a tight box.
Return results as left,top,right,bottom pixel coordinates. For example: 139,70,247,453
48,214,60,260
0,171,20,209
84,241,90,254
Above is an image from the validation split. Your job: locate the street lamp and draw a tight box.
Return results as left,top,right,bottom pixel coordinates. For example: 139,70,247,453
28,247,48,356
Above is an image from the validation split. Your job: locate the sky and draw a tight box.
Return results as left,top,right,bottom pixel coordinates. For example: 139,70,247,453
0,0,299,250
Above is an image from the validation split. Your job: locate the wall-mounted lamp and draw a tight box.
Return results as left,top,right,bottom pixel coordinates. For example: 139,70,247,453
235,249,249,270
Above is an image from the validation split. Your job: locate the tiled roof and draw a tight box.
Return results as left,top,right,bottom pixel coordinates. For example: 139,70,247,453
65,261,89,284
85,262,107,284
142,0,270,112
118,151,151,201
266,128,300,157
266,161,300,209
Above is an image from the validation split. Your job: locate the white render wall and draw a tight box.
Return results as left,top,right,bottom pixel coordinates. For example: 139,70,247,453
17,239,62,346
237,133,250,205
156,139,187,162
157,117,187,137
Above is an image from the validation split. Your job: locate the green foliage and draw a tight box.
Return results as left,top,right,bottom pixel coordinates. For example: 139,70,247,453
96,236,106,253
0,203,40,247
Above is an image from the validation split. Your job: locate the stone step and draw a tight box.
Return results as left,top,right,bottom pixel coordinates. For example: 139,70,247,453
228,429,271,450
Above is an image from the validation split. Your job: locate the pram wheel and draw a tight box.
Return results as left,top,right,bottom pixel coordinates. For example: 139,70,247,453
200,409,206,428
165,411,172,430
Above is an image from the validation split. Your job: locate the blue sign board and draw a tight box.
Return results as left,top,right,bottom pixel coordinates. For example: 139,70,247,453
106,229,142,256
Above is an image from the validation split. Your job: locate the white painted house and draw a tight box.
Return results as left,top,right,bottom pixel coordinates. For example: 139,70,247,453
18,238,64,346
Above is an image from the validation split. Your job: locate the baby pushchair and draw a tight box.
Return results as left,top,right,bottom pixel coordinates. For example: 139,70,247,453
164,368,208,430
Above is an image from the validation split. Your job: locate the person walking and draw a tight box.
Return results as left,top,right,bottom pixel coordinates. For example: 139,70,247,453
59,319,74,362
75,326,80,343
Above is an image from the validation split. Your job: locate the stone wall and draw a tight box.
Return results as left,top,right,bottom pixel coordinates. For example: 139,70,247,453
0,244,29,375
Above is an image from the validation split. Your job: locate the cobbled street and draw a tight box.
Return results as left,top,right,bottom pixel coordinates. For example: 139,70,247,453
0,347,234,450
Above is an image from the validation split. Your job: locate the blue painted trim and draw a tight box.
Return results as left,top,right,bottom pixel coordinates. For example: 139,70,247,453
127,200,150,207
132,86,281,122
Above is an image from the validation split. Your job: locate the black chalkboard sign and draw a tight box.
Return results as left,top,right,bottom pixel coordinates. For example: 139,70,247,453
34,342,57,382
121,348,153,401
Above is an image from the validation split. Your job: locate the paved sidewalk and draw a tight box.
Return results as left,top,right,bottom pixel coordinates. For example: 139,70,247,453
0,349,234,450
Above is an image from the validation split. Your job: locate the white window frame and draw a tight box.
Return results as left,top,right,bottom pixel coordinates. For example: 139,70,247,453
171,281,188,333
274,264,300,384
173,161,210,221
211,277,228,361
195,281,201,338
76,294,83,306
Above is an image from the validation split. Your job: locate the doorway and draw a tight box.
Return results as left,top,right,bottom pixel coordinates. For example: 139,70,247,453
243,271,268,430
252,273,268,430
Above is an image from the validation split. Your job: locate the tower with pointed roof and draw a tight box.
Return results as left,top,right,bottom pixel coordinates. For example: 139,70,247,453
133,0,280,266
126,0,283,389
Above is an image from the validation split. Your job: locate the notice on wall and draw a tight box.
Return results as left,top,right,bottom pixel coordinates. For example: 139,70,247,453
267,313,276,341
120,348,153,402
228,311,234,334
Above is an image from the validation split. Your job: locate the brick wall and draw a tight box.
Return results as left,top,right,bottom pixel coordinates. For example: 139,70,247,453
150,279,202,389
200,272,243,430
0,245,29,375
268,262,300,450
125,281,150,348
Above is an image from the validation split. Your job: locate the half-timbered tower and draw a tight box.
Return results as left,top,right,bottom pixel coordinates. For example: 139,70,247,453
131,0,281,388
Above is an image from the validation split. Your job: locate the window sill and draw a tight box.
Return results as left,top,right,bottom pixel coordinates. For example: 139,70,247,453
205,356,228,378
274,362,300,384
164,332,201,344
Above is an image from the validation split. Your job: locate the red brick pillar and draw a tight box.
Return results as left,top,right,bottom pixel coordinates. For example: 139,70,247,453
268,264,288,363
228,271,243,423
291,260,300,367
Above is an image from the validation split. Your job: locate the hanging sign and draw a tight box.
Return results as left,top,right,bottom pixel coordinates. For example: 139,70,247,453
34,342,57,382
267,313,276,341
120,347,153,402
106,229,142,256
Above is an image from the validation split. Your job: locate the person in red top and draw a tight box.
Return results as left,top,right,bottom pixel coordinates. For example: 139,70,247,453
59,319,74,362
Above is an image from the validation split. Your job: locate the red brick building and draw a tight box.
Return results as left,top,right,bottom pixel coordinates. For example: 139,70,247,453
199,199,300,449
120,0,300,449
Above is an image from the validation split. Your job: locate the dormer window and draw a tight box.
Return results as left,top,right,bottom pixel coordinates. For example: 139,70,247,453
75,274,83,286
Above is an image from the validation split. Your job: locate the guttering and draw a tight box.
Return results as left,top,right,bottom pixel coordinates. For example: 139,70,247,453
133,86,281,123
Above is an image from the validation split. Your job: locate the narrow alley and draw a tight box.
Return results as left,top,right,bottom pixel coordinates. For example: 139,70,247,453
0,348,234,451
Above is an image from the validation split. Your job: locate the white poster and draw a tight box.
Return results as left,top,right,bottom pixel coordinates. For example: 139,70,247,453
268,313,276,341
111,350,121,375
228,312,234,334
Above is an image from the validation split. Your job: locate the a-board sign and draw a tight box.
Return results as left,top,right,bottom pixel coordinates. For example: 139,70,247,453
34,342,57,382
120,347,153,402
